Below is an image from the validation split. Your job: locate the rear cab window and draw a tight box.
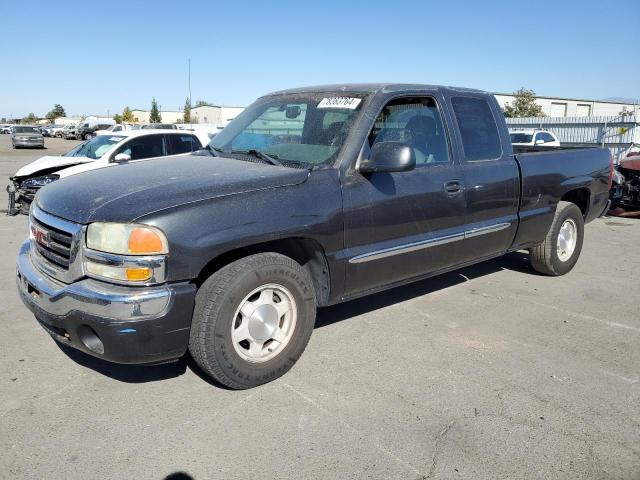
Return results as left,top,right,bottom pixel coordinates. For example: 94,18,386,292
451,97,502,161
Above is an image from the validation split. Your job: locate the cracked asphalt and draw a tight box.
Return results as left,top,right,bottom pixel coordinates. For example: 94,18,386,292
1,136,639,479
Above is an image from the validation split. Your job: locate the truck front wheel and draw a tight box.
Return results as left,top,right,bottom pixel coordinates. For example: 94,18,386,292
529,201,584,276
189,253,316,389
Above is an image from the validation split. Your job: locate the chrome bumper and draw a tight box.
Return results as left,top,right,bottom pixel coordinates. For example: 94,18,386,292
16,240,172,320
14,140,44,147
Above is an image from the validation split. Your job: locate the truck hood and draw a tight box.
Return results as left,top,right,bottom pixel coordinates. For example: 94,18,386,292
14,155,94,177
36,155,310,224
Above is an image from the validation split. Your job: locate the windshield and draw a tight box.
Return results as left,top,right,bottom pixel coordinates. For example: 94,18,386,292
64,135,125,160
209,93,367,167
510,133,533,143
14,126,39,134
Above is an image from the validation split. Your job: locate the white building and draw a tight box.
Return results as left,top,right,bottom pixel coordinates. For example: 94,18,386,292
131,109,184,124
494,93,638,118
190,105,244,126
54,116,83,126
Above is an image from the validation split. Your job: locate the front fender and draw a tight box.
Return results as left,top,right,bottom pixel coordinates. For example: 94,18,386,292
137,169,344,284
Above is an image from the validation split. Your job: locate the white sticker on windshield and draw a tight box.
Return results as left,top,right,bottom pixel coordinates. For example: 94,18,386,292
109,137,122,142
317,97,362,109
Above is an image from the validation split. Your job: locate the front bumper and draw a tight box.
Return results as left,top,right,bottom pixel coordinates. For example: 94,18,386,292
13,139,44,147
7,180,36,216
16,241,196,364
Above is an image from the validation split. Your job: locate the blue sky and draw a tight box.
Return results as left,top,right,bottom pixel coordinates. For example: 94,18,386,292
1,0,638,118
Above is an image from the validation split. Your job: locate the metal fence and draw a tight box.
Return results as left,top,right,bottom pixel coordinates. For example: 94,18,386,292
506,115,639,162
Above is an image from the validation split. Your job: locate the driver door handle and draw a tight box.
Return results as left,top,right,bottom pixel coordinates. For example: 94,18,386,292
444,180,464,195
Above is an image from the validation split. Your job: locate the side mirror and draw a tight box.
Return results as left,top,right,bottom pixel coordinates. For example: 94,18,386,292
359,142,416,174
535,139,545,145
285,105,302,119
113,153,131,163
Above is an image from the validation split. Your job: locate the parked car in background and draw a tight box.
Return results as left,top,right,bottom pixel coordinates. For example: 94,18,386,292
610,148,640,209
63,124,79,140
14,83,612,389
94,123,136,136
76,118,117,140
141,123,177,130
48,125,66,137
176,124,220,141
510,128,560,147
41,125,60,137
11,126,44,149
1,124,13,134
7,130,205,214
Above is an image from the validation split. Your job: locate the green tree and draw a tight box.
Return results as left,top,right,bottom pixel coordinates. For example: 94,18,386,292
122,106,136,123
503,88,545,118
183,97,192,123
45,104,66,122
149,98,162,123
114,107,138,124
195,100,209,107
22,113,38,124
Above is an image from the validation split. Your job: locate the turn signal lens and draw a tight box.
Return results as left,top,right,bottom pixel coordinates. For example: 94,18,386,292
125,267,152,281
85,262,152,283
128,228,165,254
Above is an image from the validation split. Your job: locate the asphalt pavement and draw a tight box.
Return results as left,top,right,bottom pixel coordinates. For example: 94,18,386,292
0,134,638,479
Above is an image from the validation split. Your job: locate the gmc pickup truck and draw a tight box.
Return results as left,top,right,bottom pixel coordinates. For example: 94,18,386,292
16,84,612,389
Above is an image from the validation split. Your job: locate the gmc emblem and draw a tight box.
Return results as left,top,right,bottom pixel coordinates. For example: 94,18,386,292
31,225,49,247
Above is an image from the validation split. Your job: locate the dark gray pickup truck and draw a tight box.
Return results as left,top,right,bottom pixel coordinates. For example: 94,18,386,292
16,84,612,389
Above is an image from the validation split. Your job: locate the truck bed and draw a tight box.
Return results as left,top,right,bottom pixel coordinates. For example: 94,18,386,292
511,147,611,249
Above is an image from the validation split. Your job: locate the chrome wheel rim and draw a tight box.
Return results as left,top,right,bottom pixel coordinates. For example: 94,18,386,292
231,283,297,363
557,219,577,262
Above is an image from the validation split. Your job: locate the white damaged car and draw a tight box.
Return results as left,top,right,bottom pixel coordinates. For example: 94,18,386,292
7,129,208,215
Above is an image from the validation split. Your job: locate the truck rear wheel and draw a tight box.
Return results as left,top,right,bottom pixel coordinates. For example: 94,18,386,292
189,253,316,389
529,201,584,276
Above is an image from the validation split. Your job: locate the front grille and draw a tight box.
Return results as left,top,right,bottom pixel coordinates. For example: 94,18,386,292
29,205,83,284
32,216,73,270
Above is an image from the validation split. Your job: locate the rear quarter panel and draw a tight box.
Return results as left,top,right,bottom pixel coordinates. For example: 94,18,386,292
512,148,610,249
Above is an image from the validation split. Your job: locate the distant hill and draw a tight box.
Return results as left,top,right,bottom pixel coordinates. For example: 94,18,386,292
600,97,638,104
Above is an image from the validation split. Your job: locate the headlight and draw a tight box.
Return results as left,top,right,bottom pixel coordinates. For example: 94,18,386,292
21,174,59,189
84,223,169,284
86,223,168,255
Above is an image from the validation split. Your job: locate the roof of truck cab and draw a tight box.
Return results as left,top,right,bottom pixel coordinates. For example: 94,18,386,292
266,83,486,96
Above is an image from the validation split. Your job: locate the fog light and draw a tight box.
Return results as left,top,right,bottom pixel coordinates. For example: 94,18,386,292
77,325,104,355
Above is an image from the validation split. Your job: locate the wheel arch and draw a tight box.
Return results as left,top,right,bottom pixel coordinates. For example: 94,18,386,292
195,237,331,306
560,187,591,217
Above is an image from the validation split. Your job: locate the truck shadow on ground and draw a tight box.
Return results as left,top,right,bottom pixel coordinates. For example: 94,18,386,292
55,251,533,385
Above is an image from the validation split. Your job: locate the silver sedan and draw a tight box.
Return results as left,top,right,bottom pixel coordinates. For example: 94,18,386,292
11,126,45,148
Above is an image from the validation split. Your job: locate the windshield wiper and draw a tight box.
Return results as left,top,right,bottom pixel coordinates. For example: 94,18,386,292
238,149,282,167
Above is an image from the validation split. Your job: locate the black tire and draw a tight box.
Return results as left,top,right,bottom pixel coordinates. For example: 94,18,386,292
84,133,93,140
529,201,584,276
189,253,316,389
